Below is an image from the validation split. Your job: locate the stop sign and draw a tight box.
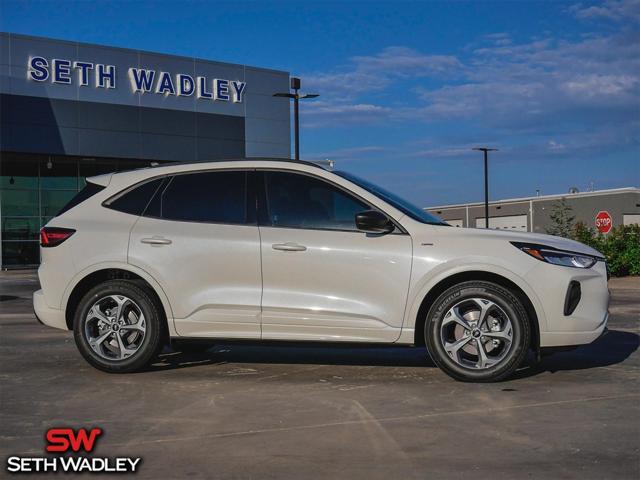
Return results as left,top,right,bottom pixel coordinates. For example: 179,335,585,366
595,211,613,234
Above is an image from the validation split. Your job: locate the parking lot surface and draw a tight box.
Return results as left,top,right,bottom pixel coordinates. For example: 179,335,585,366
1,271,639,479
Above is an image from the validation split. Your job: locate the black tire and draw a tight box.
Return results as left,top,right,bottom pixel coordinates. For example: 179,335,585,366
425,280,530,382
73,280,163,373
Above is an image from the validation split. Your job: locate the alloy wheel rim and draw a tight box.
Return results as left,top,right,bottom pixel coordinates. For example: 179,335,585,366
439,297,513,370
84,295,146,361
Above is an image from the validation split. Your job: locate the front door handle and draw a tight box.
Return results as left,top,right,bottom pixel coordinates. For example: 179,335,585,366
141,236,172,245
272,242,307,252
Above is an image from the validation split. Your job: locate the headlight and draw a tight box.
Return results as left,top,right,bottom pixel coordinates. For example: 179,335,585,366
511,242,599,269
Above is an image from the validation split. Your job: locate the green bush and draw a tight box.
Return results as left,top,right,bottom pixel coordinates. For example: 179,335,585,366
571,222,640,276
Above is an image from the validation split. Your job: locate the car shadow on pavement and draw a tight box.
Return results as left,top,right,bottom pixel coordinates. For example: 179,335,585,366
147,329,638,377
148,342,435,371
513,329,639,380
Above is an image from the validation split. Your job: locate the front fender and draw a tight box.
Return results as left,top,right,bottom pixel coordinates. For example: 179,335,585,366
400,257,547,342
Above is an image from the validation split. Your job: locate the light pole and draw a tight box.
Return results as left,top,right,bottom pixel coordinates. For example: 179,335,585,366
274,77,319,161
472,147,498,228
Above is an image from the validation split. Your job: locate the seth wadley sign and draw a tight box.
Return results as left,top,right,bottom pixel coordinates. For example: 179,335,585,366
27,56,247,103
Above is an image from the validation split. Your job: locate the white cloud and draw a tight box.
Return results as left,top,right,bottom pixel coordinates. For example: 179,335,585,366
483,32,513,47
303,28,639,131
299,10,639,168
570,0,640,21
351,46,462,75
306,145,386,162
302,100,393,128
417,31,640,133
414,146,478,158
548,140,566,151
304,46,462,95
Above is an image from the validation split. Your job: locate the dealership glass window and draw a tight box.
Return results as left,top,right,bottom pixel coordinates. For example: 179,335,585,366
0,153,41,190
0,152,163,267
40,156,79,190
40,190,78,217
1,189,39,216
1,241,40,267
1,217,41,240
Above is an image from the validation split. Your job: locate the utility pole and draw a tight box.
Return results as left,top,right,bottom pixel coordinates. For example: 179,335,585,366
274,77,319,161
472,147,498,228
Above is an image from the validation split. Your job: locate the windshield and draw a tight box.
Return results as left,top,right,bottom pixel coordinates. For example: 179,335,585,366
335,171,448,226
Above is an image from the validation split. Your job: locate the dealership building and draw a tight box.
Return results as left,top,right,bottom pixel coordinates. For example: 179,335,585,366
0,33,291,268
426,187,640,233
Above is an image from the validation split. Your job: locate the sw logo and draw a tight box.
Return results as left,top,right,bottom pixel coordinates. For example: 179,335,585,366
5,427,142,474
46,427,103,453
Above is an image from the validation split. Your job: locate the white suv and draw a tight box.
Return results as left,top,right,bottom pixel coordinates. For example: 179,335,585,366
33,159,609,382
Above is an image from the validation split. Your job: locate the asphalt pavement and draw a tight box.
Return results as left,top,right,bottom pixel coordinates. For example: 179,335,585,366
1,271,638,479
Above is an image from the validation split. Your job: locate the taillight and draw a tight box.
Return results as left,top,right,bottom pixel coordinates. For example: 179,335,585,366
40,227,76,247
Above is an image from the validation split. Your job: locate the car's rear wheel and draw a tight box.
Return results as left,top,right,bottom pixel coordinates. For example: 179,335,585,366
73,280,163,373
425,281,530,382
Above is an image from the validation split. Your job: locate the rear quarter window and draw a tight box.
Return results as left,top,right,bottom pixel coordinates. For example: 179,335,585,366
105,178,166,216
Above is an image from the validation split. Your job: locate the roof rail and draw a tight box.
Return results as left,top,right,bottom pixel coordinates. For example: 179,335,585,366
309,159,334,170
147,157,334,171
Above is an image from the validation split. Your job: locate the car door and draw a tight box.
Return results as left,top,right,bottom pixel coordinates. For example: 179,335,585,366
128,169,262,338
257,170,413,343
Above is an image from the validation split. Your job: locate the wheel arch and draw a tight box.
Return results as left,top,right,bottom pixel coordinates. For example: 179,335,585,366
411,270,541,354
63,263,175,337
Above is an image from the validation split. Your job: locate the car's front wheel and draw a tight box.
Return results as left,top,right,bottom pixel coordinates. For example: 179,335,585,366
73,280,163,373
425,281,530,382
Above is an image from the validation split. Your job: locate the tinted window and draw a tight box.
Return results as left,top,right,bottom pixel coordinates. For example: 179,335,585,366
264,172,368,231
107,178,164,216
335,171,448,226
57,182,105,216
150,171,247,224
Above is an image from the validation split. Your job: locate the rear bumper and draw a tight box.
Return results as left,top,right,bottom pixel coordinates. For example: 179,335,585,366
33,289,67,330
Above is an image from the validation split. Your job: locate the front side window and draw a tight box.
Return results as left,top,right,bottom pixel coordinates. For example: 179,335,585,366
147,171,247,224
335,170,448,226
264,171,369,231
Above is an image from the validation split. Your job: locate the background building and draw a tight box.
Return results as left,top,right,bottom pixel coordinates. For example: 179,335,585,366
0,33,291,268
426,187,640,233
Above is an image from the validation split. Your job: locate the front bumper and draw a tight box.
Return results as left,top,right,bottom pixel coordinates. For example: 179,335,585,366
33,289,67,331
539,311,609,347
525,260,610,347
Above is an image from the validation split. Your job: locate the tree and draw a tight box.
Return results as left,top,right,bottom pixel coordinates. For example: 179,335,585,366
546,197,575,237
572,221,599,248
571,222,640,277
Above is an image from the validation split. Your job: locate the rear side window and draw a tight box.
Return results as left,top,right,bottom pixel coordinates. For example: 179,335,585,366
57,182,105,216
106,178,165,216
146,171,247,224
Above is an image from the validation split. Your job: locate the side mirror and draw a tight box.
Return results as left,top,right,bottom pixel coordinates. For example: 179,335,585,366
355,210,395,234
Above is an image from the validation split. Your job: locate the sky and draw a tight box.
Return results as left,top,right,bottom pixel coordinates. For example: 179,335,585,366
2,0,639,206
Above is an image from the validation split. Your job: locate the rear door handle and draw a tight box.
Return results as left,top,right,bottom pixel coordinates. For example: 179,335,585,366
141,236,172,245
272,242,307,252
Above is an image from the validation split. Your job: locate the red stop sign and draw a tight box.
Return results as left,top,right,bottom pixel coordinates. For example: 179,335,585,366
595,211,613,234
